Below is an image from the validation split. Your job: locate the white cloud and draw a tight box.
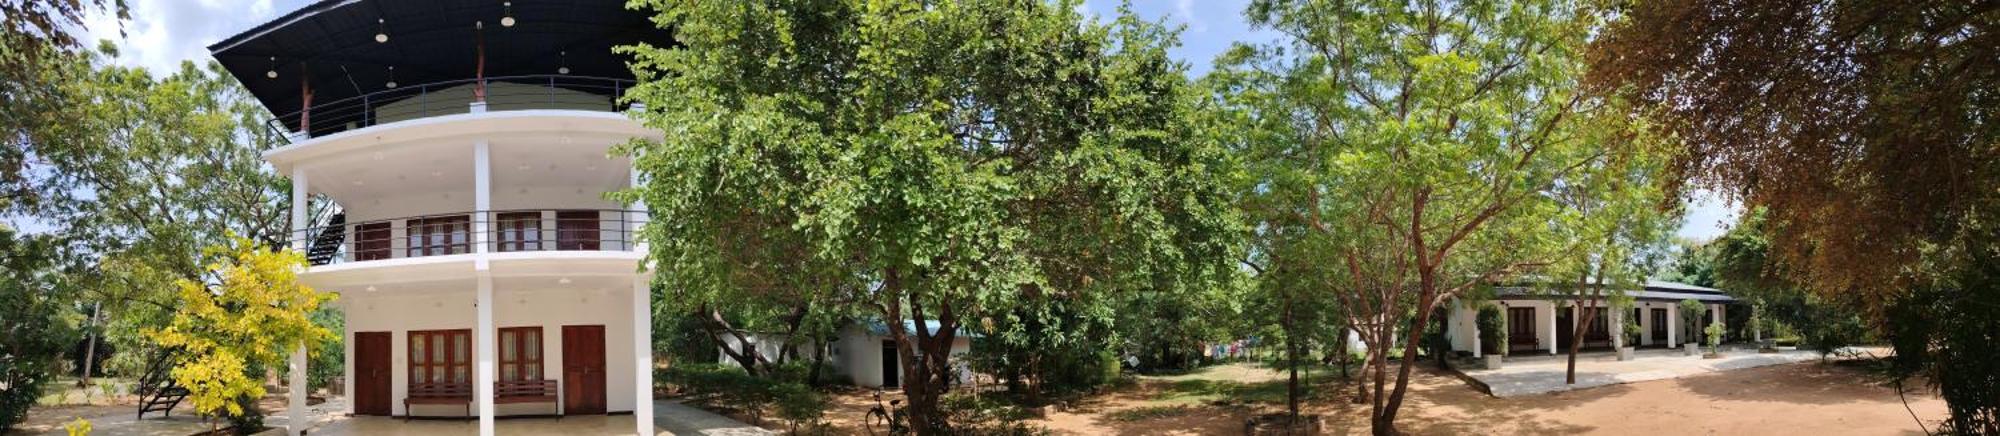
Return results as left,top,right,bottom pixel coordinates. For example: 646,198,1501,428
1174,0,1207,32
1677,189,1742,242
80,0,284,76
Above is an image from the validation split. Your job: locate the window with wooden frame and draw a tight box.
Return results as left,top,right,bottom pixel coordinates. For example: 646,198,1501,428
555,210,600,251
408,329,471,385
494,212,542,252
498,327,543,381
353,221,392,261
407,215,471,257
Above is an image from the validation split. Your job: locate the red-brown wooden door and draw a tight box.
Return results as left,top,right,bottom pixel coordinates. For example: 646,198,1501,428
562,325,606,415
353,331,393,416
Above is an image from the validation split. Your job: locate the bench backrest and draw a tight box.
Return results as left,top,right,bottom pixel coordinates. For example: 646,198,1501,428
495,380,558,397
408,382,473,398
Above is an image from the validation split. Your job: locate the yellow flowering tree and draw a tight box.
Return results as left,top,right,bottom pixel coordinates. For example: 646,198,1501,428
146,235,335,422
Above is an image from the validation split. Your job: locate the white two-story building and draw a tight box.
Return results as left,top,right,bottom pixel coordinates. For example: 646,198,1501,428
209,1,674,434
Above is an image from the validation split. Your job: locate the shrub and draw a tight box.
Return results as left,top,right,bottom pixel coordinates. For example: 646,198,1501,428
663,363,826,428
940,394,1050,435
1475,305,1506,355
1704,322,1725,354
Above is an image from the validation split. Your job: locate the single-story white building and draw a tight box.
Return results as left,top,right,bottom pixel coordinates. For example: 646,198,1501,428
718,320,974,388
1444,280,1736,357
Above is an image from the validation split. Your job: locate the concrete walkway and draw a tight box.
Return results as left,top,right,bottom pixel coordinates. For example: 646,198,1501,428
651,400,774,436
1462,347,1838,397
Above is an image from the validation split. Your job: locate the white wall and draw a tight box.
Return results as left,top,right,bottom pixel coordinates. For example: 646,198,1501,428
836,326,972,389
341,283,639,416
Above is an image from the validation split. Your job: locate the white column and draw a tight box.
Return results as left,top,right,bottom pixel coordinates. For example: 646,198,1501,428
1667,304,1679,346
474,141,492,259
1610,306,1624,349
1545,302,1557,355
287,167,310,436
476,275,495,435
630,150,654,435
632,278,654,435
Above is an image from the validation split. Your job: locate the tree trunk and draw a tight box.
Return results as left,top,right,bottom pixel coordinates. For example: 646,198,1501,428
79,302,101,387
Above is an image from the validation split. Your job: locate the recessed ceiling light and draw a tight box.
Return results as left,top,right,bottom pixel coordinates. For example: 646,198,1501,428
352,180,364,186
366,286,377,292
558,278,572,285
431,171,442,177
517,164,531,171
585,165,597,171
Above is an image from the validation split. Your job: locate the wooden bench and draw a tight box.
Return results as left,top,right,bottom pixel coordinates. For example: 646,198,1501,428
495,380,560,417
403,382,472,420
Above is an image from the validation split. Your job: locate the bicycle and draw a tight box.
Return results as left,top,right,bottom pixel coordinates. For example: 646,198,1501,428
863,391,909,436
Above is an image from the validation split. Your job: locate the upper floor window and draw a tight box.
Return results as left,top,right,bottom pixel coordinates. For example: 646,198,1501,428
556,210,600,251
408,215,471,257
495,212,542,252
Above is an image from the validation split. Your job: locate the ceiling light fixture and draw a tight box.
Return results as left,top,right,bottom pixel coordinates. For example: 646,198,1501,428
558,277,572,285
557,50,569,75
366,286,378,292
385,66,397,88
265,57,278,79
500,2,517,27
375,18,389,43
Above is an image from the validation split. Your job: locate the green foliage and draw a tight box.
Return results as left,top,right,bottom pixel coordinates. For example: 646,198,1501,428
1677,299,1704,345
664,363,824,427
1703,322,1724,354
1476,305,1507,356
1887,278,2000,434
618,1,1242,430
0,226,83,431
938,394,1051,436
146,236,335,422
1215,0,1636,431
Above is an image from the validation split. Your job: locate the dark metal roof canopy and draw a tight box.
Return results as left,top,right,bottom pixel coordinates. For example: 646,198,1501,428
208,0,674,131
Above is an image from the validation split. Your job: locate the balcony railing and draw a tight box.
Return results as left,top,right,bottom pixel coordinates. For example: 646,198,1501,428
297,209,646,266
265,75,635,145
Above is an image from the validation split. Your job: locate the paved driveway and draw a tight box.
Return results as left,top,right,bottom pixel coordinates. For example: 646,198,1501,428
1462,347,1840,397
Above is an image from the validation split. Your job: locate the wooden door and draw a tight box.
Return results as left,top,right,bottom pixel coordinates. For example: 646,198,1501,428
354,222,391,261
880,341,899,388
1556,308,1574,350
1506,307,1536,351
353,332,393,416
1651,308,1669,343
556,211,600,251
562,325,606,415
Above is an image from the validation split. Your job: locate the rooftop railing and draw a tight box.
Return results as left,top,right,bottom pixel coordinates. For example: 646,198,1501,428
264,75,635,145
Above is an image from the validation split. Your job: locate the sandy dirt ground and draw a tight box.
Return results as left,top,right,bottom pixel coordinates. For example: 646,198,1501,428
793,360,1945,435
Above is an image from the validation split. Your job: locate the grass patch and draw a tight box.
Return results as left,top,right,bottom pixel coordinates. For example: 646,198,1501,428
1107,405,1194,422
1151,371,1347,406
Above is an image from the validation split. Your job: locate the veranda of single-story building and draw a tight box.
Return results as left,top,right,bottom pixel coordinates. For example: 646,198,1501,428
717,320,975,389
1444,280,1738,357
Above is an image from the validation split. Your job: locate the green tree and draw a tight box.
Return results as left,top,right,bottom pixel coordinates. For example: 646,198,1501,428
1213,0,1625,433
1540,124,1677,384
0,225,84,431
1,0,125,212
12,46,292,382
1592,3,1999,431
616,1,1242,432
146,235,335,429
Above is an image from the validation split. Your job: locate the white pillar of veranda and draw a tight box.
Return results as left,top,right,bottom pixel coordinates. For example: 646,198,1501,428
287,167,310,436
630,164,655,435
474,140,496,435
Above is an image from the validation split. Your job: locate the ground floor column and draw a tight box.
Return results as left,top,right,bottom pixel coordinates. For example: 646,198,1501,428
1667,305,1679,346
287,346,307,436
476,275,495,435
632,277,654,435
1545,302,1557,355
1610,306,1624,349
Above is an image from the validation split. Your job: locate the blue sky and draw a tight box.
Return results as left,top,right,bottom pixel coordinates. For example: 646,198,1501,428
68,0,1737,240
